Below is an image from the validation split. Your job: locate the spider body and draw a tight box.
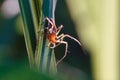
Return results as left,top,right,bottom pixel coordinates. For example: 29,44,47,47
45,17,81,65
47,33,57,44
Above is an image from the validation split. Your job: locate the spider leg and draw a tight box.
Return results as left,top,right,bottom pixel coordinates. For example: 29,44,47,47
40,17,52,25
56,41,68,65
56,25,63,35
45,17,54,25
45,17,58,33
57,33,64,39
50,43,56,48
54,43,61,47
47,42,56,49
45,17,57,28
45,17,54,29
62,34,81,46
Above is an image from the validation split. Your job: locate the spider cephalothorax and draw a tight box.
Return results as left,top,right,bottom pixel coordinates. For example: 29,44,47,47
45,17,81,65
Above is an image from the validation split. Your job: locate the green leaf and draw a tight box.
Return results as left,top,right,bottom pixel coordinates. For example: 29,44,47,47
35,0,57,75
18,0,57,75
18,0,35,69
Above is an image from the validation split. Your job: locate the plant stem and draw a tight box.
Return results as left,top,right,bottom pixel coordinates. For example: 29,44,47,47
18,0,34,69
18,0,57,75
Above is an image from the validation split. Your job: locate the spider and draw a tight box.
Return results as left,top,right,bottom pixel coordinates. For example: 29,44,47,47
44,17,82,65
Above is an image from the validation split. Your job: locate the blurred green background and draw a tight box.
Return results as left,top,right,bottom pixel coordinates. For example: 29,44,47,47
0,0,119,80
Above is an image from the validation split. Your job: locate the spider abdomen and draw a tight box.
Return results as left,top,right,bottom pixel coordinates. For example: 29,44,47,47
48,33,57,44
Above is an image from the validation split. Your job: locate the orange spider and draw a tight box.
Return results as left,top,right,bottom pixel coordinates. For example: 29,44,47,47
45,17,81,65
